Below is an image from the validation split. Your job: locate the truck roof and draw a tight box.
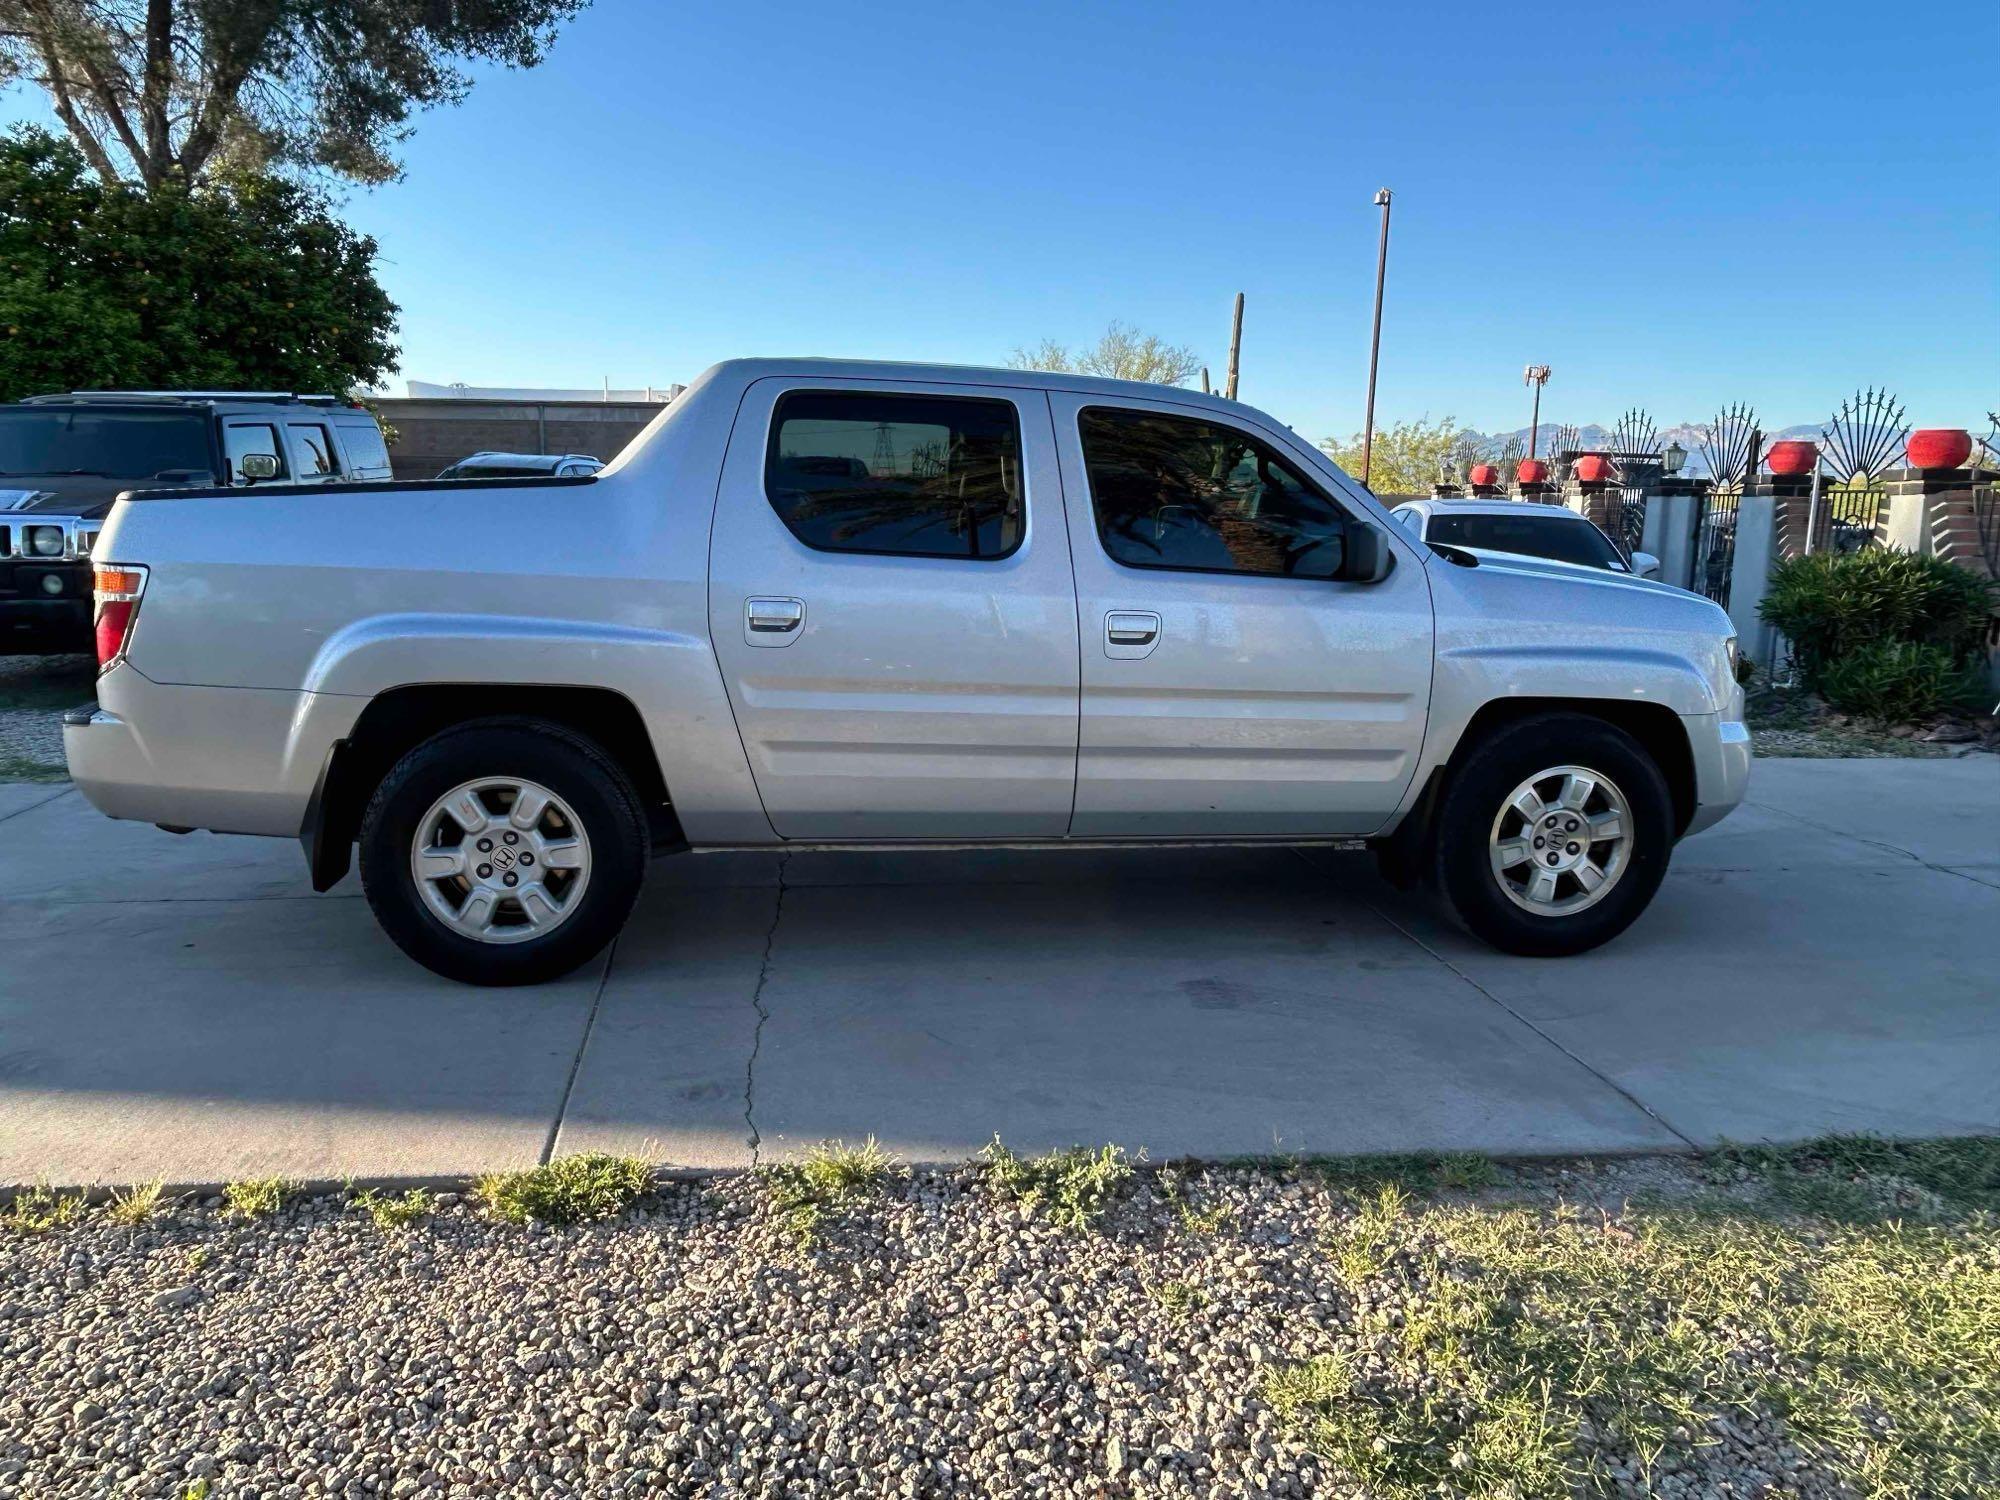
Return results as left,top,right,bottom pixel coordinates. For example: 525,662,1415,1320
695,357,1263,419
16,390,347,408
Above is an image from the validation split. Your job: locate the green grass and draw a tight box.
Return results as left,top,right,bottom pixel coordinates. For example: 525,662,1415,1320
105,1179,166,1226
222,1177,293,1219
352,1187,432,1231
761,1137,896,1250
1,1183,87,1233
1304,1151,1498,1195
1155,1166,1238,1234
474,1152,653,1226
1147,1277,1211,1321
1263,1138,2000,1499
0,749,67,782
981,1137,1135,1232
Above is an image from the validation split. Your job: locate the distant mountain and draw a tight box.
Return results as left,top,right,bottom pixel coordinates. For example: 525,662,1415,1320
1457,421,1826,478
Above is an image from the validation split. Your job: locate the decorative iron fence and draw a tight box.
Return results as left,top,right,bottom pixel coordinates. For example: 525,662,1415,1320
1693,488,1739,607
1811,485,1887,554
1607,487,1647,556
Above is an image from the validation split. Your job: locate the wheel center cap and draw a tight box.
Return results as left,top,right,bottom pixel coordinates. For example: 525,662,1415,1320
490,844,519,874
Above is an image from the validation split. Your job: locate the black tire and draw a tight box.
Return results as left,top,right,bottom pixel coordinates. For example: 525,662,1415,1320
1432,713,1674,957
358,718,647,986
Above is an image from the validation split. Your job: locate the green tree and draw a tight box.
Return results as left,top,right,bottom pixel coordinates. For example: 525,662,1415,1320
0,0,589,188
1008,321,1201,386
1320,414,1461,495
0,128,398,399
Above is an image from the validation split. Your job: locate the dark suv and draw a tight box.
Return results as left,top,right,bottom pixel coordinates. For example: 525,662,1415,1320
0,391,392,654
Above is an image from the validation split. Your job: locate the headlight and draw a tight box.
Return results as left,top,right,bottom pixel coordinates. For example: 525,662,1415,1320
27,525,64,557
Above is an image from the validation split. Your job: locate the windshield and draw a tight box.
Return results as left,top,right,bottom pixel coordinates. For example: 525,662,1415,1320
1427,512,1626,570
0,408,213,480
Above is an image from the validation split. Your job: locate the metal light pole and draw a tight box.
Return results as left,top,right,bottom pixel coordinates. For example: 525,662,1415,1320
1360,188,1392,488
1523,364,1551,459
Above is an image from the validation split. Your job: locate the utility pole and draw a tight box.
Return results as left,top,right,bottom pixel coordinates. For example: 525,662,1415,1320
1224,293,1244,401
1360,189,1392,488
1523,365,1551,459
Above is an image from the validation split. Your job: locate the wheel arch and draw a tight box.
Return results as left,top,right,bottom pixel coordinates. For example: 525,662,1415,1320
301,684,682,892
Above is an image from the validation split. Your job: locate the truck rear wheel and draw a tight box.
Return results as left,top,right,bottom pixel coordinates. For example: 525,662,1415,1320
1433,713,1673,957
358,719,647,986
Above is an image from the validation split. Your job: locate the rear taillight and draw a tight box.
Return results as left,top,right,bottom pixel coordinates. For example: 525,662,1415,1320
93,564,147,672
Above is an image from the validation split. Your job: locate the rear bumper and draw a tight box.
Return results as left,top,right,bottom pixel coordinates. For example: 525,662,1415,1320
64,663,362,836
1681,712,1751,837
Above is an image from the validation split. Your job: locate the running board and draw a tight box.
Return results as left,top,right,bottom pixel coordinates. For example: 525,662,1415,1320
688,837,1372,855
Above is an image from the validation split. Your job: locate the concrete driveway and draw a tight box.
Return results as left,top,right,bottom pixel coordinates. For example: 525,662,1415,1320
1,758,1995,1189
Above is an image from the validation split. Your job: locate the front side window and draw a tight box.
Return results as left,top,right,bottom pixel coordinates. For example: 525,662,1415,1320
1426,512,1626,570
289,424,338,476
223,423,286,483
765,391,1023,559
1078,407,1350,578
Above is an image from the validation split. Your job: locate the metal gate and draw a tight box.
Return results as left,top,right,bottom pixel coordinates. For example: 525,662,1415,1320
1607,486,1647,556
1693,488,1740,607
1809,485,1887,554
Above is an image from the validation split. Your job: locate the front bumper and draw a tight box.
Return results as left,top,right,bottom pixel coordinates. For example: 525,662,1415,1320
0,560,92,653
1680,712,1751,837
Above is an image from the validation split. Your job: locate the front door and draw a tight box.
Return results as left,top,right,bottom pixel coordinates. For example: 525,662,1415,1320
1050,392,1434,837
708,378,1080,839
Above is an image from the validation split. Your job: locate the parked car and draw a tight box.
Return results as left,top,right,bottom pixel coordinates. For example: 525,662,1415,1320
67,359,1748,984
437,451,603,480
1390,498,1661,580
1,391,392,655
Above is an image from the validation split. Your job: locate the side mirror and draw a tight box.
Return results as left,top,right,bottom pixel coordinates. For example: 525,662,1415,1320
1341,520,1394,583
1631,550,1660,579
239,453,280,482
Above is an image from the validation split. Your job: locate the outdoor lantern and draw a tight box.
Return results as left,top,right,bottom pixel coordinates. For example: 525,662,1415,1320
1765,440,1817,477
1905,429,1973,471
1574,454,1612,483
1662,440,1687,475
1516,458,1549,485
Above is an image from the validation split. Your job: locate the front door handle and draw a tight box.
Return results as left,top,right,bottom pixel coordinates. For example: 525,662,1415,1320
1105,611,1160,645
745,596,805,646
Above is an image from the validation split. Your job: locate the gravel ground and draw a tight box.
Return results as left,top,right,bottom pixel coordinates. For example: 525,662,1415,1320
3,1148,1994,1500
1745,686,1997,760
0,653,91,781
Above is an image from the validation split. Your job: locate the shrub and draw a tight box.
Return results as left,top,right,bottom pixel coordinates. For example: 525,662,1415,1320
1816,640,1990,723
1760,550,1994,689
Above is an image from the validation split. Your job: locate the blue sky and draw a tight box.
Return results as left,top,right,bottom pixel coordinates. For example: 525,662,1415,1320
6,0,1996,438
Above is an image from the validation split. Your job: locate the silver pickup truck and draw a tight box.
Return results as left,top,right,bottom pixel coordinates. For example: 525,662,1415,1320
66,359,1750,984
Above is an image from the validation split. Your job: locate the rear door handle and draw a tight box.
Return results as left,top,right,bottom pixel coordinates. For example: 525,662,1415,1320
745,596,805,646
1104,610,1162,659
1106,611,1160,644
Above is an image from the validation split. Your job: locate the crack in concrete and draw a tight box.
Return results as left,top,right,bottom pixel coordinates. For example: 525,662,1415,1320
743,853,790,1168
1745,797,2000,894
542,937,618,1165
0,786,74,826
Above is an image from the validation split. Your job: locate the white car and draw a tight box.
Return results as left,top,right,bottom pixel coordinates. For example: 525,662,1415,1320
1390,498,1660,581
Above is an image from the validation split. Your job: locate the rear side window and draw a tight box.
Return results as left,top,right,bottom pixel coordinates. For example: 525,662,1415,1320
338,424,392,474
1078,406,1353,578
222,423,286,483
765,391,1023,559
1426,512,1625,570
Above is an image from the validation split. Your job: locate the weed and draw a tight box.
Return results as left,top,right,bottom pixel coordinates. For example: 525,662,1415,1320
1148,1277,1211,1321
181,1481,212,1500
1305,1151,1497,1196
474,1152,652,1226
1156,1167,1238,1235
761,1138,896,1250
2,1183,86,1233
981,1137,1135,1232
1713,1134,2000,1221
353,1187,432,1231
222,1177,293,1219
105,1179,167,1226
184,1246,211,1272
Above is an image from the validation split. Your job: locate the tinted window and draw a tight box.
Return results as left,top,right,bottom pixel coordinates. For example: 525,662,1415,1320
289,424,338,476
1078,407,1351,578
338,424,391,473
766,391,1023,559
223,423,286,482
0,409,212,480
1426,512,1626,570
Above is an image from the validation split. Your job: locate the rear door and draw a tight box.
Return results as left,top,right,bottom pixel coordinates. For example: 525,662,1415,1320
1051,392,1434,836
284,421,341,481
708,377,1080,839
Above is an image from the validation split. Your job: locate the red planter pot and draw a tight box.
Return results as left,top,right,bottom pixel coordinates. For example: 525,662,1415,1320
1574,454,1613,483
1765,440,1818,477
1468,463,1499,488
1905,429,1972,471
1516,458,1549,485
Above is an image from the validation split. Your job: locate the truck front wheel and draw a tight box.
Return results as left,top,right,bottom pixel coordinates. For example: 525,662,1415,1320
358,719,648,985
1433,713,1674,957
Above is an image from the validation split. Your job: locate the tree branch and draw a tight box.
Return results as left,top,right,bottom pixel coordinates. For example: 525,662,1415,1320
141,0,171,174
21,12,124,182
